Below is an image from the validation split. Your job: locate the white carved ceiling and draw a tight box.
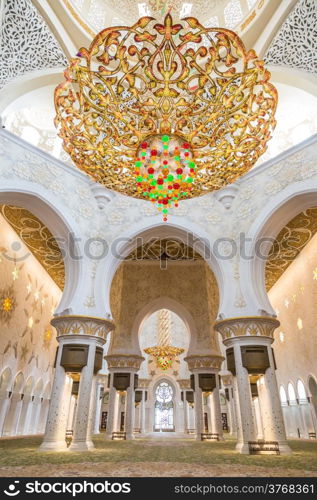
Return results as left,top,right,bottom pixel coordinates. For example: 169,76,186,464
0,0,68,90
265,0,317,74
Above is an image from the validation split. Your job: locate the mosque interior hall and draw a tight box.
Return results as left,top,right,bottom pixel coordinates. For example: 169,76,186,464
0,0,317,477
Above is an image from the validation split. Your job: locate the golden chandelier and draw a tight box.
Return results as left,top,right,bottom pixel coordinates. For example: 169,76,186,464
55,14,277,218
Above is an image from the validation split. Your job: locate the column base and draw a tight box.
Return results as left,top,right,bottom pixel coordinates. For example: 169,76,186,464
39,440,69,452
69,440,95,451
126,433,135,440
235,442,251,454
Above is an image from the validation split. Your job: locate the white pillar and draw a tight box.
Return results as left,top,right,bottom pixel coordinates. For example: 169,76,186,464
193,373,204,441
183,391,189,433
258,344,291,454
253,397,264,440
94,384,102,434
105,381,119,439
40,344,72,451
232,341,257,453
125,374,135,440
67,395,77,431
211,381,224,439
87,376,98,444
140,391,146,434
69,342,97,451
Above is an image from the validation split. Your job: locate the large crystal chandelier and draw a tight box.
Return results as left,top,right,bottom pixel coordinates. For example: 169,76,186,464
144,309,184,370
55,14,277,219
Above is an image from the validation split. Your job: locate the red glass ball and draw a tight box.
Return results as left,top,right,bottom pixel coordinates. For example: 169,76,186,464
176,168,183,175
163,160,168,165
183,142,190,149
184,152,189,157
173,183,180,190
141,142,148,149
148,167,154,174
151,149,157,156
163,217,167,221
157,178,164,185
163,199,168,205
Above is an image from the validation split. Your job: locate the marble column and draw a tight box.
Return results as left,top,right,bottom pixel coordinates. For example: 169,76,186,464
140,391,146,434
211,380,224,439
125,374,136,440
193,373,204,440
105,381,119,439
69,342,97,451
30,396,42,434
253,396,264,440
40,315,113,452
104,355,144,439
3,393,23,436
183,391,189,433
215,316,292,455
257,342,291,454
93,383,103,434
234,341,256,452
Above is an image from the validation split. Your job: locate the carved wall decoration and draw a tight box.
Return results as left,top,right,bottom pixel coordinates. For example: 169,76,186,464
0,0,68,89
105,354,144,370
265,208,317,290
1,205,65,290
184,354,224,371
265,0,317,74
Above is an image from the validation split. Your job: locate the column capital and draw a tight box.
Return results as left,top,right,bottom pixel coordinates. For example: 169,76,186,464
220,371,234,387
137,378,151,388
184,354,224,372
214,316,279,341
51,315,115,341
178,379,191,390
105,354,144,371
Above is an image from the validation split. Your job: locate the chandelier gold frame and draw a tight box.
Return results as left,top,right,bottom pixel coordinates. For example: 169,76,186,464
144,345,184,370
55,14,277,200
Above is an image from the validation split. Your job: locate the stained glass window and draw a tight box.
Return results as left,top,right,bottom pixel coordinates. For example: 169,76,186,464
154,382,174,431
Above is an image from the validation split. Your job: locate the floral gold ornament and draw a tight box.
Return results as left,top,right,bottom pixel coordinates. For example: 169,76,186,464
0,285,17,324
144,309,184,370
55,14,278,218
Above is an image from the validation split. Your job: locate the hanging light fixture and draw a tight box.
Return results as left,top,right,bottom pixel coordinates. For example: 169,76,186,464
144,309,184,370
55,14,277,220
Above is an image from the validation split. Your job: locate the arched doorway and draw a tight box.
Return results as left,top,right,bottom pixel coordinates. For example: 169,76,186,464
154,381,174,432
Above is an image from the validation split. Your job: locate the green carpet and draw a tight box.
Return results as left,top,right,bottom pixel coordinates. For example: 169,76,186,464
0,435,316,471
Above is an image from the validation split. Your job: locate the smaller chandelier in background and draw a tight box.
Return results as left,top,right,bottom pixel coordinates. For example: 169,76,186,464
144,309,184,370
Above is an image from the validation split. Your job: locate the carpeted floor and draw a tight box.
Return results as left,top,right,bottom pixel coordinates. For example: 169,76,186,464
0,435,316,477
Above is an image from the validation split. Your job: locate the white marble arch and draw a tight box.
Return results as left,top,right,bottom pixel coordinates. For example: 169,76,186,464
0,183,85,315
0,367,13,391
96,219,229,320
146,374,183,433
240,182,317,316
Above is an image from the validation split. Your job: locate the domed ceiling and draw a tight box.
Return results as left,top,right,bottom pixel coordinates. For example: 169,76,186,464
65,0,258,34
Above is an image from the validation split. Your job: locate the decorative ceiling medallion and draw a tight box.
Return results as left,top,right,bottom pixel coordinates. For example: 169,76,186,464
55,14,277,218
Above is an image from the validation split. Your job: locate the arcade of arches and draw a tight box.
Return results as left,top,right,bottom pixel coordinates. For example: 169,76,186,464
1,0,317,477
